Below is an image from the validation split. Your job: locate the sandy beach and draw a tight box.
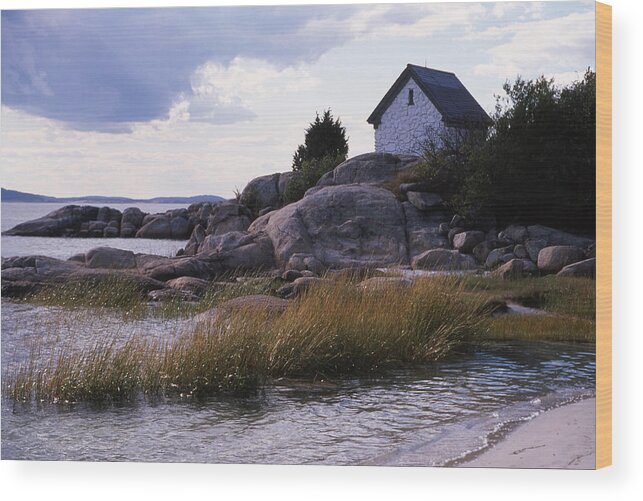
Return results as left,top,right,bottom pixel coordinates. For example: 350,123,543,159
462,398,596,469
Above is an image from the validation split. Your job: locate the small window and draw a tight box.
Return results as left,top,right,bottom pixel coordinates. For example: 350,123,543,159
408,88,414,105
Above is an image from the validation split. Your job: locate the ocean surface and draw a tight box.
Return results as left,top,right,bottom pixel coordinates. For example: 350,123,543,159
1,202,189,259
0,302,595,465
0,201,596,466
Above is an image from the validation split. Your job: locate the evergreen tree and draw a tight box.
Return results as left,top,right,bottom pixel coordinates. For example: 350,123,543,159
292,109,348,171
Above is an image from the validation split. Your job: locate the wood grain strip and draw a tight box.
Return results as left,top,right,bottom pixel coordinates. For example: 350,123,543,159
596,1,612,470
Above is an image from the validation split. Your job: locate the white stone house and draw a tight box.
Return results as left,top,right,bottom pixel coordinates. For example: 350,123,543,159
367,64,492,155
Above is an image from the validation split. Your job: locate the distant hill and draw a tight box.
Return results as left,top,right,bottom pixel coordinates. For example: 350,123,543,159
1,188,225,205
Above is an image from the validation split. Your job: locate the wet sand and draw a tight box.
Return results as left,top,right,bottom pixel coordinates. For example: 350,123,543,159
462,398,596,469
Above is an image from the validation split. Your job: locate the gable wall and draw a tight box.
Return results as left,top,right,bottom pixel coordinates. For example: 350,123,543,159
374,77,450,155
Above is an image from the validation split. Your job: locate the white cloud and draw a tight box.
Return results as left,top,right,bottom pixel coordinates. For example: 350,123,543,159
474,11,595,78
1,3,596,200
155,57,321,126
301,2,487,42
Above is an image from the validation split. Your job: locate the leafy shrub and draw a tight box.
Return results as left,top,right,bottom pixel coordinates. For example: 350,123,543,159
282,153,346,204
417,69,596,233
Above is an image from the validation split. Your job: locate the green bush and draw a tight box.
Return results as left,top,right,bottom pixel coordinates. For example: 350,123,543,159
283,153,346,204
418,69,596,233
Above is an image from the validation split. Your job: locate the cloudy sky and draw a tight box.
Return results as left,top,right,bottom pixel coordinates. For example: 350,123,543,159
1,0,596,198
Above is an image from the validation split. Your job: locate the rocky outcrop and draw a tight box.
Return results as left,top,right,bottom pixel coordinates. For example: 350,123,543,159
240,173,280,213
85,247,137,269
406,191,443,211
251,184,409,270
3,205,100,237
205,201,252,236
3,200,253,242
1,254,167,298
2,154,598,287
452,231,485,254
557,258,596,278
120,207,145,237
166,276,211,297
402,202,450,259
492,259,538,279
193,295,289,326
240,171,294,214
316,152,422,187
411,249,478,271
537,246,586,273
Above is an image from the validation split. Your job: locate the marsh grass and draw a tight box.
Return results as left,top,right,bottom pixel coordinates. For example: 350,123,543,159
24,275,149,318
5,272,596,403
456,275,595,320
22,271,282,320
5,277,491,403
485,314,595,342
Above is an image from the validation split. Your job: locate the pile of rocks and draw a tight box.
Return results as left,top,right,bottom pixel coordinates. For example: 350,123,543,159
410,218,596,279
2,152,598,300
2,199,256,242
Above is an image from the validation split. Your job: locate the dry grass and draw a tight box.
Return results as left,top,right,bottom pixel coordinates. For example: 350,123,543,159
456,275,595,320
486,315,595,343
5,277,491,402
5,273,596,403
25,275,149,317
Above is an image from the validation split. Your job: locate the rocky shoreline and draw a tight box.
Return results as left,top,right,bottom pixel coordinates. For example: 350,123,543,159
1,153,596,300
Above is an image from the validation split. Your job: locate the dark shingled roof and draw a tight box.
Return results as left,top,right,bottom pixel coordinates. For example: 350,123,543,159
367,64,492,128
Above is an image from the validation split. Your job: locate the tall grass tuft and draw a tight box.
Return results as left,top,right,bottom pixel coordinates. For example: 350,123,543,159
24,275,149,318
5,277,490,403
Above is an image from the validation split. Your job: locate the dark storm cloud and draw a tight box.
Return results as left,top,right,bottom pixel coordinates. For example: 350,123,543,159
1,5,358,132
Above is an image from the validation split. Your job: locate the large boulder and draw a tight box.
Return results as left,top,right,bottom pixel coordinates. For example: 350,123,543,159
537,245,586,273
85,247,137,269
200,231,255,254
193,295,289,326
136,216,173,239
557,258,596,278
316,152,422,187
135,254,223,282
492,259,538,279
240,173,281,213
526,225,594,249
184,224,206,256
1,254,166,298
121,207,146,228
472,239,504,264
278,171,295,199
525,238,548,262
452,231,486,254
411,249,478,271
2,205,99,237
165,276,211,296
498,225,528,244
170,216,190,239
205,201,251,236
251,184,409,270
485,246,515,269
402,202,450,259
406,192,443,211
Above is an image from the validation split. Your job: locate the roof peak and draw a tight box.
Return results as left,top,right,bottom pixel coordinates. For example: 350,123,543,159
406,63,455,76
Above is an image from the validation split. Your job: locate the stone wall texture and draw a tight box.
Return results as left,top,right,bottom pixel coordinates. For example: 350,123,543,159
374,77,455,155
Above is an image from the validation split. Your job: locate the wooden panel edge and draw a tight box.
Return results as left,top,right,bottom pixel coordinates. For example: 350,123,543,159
595,1,612,470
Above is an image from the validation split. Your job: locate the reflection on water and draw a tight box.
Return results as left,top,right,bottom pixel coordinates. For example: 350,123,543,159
1,301,595,465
